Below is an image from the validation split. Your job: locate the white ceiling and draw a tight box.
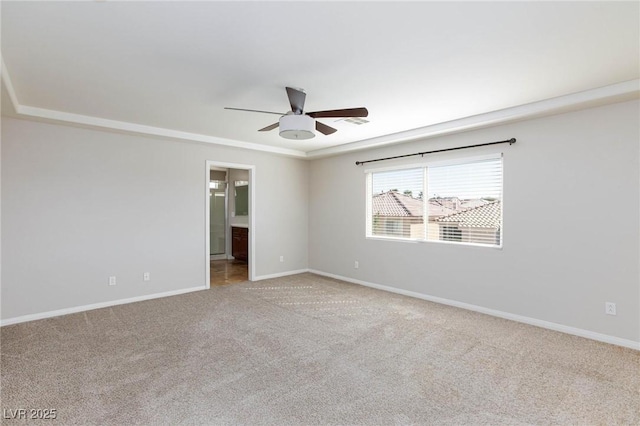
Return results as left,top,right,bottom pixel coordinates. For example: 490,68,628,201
2,1,639,158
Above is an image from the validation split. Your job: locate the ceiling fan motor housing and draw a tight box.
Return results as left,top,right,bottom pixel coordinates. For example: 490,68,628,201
279,114,315,140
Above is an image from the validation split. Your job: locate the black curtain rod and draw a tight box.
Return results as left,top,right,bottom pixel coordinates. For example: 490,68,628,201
355,138,516,166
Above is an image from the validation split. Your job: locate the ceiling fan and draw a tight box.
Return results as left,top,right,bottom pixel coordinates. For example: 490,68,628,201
225,87,368,140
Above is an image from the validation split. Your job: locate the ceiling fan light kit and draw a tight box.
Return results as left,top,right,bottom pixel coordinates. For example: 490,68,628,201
225,87,368,140
279,114,315,140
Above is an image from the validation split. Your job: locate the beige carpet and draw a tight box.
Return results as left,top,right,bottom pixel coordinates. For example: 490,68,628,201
1,273,639,425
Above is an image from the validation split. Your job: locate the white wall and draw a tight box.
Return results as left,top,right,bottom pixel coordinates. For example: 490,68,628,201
309,100,640,344
1,117,308,321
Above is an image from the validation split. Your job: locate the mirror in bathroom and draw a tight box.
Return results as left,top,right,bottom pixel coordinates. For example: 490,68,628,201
234,180,249,216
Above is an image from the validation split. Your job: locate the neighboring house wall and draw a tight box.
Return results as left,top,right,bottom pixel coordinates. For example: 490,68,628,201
374,215,422,238
439,225,499,245
408,222,443,240
1,117,309,321
309,99,640,344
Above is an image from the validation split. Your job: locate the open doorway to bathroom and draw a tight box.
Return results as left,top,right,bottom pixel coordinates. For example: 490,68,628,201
205,161,255,287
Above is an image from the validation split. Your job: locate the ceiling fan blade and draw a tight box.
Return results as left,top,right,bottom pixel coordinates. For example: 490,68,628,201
225,107,284,116
315,121,337,135
258,122,279,132
286,87,306,114
307,107,368,118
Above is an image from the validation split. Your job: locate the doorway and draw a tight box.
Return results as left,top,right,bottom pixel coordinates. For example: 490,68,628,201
205,161,255,288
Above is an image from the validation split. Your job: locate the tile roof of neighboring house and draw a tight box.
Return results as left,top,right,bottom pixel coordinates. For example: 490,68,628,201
372,191,423,217
437,200,501,228
372,191,461,218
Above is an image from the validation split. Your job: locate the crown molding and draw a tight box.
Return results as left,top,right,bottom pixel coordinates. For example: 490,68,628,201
17,105,307,158
2,53,638,160
1,57,20,113
1,56,306,158
305,79,640,159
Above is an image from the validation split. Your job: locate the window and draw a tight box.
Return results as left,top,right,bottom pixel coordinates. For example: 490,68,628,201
384,219,403,236
440,226,462,242
366,155,503,247
368,167,424,239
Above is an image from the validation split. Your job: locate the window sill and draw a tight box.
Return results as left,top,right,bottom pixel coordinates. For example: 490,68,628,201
366,236,503,250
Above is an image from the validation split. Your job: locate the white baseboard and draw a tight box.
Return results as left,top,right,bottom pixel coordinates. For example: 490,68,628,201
253,269,310,281
309,269,640,351
0,285,207,327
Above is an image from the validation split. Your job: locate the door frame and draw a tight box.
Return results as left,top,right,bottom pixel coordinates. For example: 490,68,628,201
205,160,256,288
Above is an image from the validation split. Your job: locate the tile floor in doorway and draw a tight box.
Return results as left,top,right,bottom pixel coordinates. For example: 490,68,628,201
210,259,248,286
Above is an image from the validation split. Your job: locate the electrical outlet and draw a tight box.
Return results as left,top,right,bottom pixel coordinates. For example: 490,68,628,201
143,272,150,282
605,302,617,316
354,261,359,269
279,256,284,263
109,276,117,286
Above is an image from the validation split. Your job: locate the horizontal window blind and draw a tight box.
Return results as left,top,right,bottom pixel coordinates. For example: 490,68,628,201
427,158,502,246
366,156,503,247
370,167,424,239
